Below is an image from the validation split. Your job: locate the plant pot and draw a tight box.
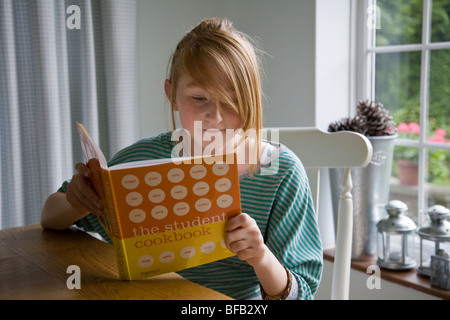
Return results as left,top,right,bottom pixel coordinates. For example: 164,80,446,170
330,135,396,261
396,159,418,186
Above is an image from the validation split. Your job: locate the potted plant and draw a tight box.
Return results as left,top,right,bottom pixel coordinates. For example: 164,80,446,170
395,123,450,186
395,122,420,185
328,100,397,261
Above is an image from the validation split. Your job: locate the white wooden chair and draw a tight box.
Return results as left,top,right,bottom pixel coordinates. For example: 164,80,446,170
264,127,373,300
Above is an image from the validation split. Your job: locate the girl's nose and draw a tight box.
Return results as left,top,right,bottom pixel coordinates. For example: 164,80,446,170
206,100,223,123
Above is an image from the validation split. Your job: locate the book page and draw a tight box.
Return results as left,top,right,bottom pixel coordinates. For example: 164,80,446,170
109,157,186,170
76,122,108,202
108,154,224,170
76,122,108,169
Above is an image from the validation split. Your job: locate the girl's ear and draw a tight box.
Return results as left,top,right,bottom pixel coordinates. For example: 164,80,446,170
164,79,178,111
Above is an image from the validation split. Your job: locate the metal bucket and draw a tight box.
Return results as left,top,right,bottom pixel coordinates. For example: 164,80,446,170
329,135,396,261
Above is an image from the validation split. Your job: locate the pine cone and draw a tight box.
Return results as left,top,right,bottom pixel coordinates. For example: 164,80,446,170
328,117,365,134
328,100,397,136
356,100,397,136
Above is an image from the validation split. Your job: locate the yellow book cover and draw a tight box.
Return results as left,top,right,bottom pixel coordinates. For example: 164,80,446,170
76,122,241,280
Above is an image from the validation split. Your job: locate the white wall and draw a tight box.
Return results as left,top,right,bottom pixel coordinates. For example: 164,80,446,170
315,0,353,130
137,0,317,138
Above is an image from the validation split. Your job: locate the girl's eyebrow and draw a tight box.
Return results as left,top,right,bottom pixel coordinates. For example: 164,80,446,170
185,81,203,89
185,80,236,100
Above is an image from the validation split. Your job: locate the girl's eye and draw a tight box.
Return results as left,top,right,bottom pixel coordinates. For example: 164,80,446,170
192,96,207,102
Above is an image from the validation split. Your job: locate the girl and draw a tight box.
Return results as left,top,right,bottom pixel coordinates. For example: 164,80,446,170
41,18,323,300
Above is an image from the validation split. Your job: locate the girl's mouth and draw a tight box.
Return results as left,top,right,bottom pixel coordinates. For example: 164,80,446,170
202,128,225,132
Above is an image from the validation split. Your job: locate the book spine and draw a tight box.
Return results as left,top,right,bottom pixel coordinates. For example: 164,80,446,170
102,169,131,280
111,237,131,280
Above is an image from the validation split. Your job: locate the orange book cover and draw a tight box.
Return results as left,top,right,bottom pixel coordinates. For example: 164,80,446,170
76,122,241,280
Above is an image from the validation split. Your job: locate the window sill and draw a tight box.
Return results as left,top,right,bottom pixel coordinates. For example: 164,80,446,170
323,248,450,300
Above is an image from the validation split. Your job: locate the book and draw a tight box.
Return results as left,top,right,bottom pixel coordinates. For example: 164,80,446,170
76,122,241,280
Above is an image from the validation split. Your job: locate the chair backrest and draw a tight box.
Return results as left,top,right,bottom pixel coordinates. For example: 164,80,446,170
264,127,373,300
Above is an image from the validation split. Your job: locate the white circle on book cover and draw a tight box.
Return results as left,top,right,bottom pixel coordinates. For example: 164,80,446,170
201,242,216,254
170,185,188,200
151,205,168,220
144,171,162,186
173,202,190,216
121,174,139,190
195,198,211,212
167,168,184,183
180,246,196,259
138,255,154,268
129,208,146,223
148,188,165,203
192,181,209,196
159,251,175,263
190,165,207,179
212,163,229,176
125,192,143,207
214,177,231,192
217,194,233,208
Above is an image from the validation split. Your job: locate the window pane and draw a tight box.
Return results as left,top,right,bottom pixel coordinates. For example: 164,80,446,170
391,146,419,222
431,0,450,42
376,0,423,46
426,148,450,208
428,49,450,141
375,51,421,136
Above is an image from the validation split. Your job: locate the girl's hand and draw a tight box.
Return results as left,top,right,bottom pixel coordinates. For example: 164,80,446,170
66,163,104,216
225,213,268,267
225,213,290,297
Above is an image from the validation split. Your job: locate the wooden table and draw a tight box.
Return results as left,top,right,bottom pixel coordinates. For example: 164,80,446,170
0,224,231,300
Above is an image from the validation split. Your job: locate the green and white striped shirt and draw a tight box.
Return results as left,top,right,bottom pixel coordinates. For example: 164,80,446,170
60,131,323,299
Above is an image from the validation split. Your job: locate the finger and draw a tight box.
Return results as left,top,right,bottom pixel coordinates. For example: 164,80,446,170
66,189,93,216
225,213,253,231
225,225,247,245
68,175,103,215
226,226,264,248
74,170,103,207
235,248,255,262
74,182,103,214
227,238,249,254
75,162,91,178
75,188,103,215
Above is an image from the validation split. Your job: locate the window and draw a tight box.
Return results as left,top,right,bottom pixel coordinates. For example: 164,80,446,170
362,0,450,227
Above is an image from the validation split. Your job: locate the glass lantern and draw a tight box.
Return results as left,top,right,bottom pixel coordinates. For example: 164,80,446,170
417,205,450,277
376,200,417,270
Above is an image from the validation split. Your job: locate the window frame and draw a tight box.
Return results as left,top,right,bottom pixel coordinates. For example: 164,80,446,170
359,0,450,225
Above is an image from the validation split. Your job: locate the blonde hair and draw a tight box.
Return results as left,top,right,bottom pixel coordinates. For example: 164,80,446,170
166,18,263,171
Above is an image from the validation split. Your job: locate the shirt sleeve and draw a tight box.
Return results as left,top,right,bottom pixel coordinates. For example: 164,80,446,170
265,153,323,300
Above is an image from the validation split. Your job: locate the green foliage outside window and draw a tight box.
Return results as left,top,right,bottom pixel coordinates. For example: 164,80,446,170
375,0,450,186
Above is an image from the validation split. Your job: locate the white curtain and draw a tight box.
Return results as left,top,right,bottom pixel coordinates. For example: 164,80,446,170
0,0,140,229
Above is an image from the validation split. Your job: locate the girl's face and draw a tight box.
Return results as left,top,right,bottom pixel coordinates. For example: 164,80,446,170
165,73,243,151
